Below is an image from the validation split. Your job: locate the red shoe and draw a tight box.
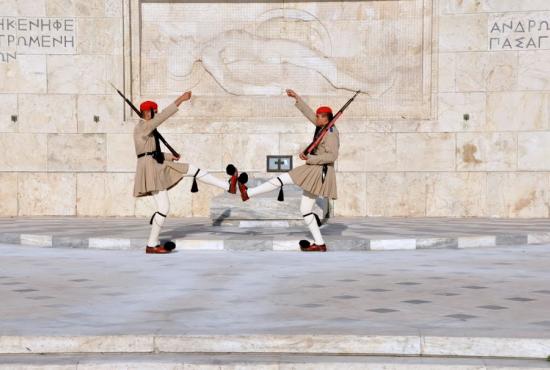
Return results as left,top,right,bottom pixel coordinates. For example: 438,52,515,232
303,244,327,252
238,172,249,202
226,164,238,194
145,245,172,254
299,240,327,252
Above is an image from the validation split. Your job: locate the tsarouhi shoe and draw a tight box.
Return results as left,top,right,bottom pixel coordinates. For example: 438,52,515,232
299,240,327,252
238,172,249,201
145,245,172,254
226,164,239,194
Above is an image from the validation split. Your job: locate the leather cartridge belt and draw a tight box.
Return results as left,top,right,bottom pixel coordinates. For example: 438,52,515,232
137,151,156,158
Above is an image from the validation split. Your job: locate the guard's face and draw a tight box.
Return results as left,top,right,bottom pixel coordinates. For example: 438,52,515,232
142,110,157,121
316,113,330,127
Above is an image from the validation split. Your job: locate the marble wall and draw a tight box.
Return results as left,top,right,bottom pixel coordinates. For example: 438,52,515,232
1,0,550,218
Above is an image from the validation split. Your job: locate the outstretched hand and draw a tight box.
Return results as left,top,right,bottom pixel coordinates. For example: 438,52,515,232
165,153,180,161
299,152,308,161
286,89,298,100
181,91,192,101
175,91,192,106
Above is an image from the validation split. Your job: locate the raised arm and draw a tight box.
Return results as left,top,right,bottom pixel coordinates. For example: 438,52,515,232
286,89,317,125
143,91,192,135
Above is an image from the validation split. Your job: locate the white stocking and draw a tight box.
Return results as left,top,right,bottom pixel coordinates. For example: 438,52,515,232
147,190,170,247
301,191,325,245
186,164,229,191
247,173,293,198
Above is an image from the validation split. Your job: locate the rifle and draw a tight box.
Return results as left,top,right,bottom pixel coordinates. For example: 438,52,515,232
109,82,180,160
303,90,360,156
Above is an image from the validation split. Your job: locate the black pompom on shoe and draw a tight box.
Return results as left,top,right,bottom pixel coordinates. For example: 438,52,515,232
226,164,237,176
163,241,176,251
299,240,311,250
238,172,248,185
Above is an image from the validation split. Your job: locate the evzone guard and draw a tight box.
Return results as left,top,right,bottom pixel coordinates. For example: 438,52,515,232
233,89,359,252
131,91,241,254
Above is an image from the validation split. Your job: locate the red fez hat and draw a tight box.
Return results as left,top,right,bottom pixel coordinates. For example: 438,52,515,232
140,100,158,112
316,106,332,115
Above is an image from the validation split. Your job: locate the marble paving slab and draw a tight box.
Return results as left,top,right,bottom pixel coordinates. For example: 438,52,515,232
0,244,549,359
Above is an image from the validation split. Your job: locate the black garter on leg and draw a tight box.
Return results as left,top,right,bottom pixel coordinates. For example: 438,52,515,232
302,212,322,227
149,211,167,225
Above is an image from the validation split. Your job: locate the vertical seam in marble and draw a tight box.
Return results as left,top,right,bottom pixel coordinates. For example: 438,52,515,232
16,172,20,216
515,131,519,172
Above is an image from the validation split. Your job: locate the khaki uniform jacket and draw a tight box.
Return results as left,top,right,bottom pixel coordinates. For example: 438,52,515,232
288,97,339,200
133,103,189,197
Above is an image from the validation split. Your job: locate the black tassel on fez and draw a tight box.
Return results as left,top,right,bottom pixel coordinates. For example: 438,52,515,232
277,177,284,202
191,169,200,193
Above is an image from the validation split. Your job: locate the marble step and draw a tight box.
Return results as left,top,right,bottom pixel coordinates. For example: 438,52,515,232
211,177,329,223
1,335,549,360
0,353,549,370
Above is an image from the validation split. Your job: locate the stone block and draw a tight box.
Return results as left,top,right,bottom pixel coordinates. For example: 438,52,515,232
18,173,76,215
47,55,106,94
105,0,123,17
366,172,428,217
438,53,456,92
487,92,549,131
106,134,135,172
518,132,550,170
518,50,550,91
46,0,105,16
396,133,455,171
20,234,52,247
425,172,487,217
47,134,106,171
18,94,77,133
442,0,550,13
458,236,496,248
0,133,47,171
333,172,367,217
370,239,416,250
77,95,126,133
438,93,486,132
76,173,135,216
0,55,47,93
455,52,517,92
439,14,488,52
77,18,122,55
20,0,47,14
0,94,17,132
339,133,397,172
456,132,517,171
487,173,549,218
0,173,18,216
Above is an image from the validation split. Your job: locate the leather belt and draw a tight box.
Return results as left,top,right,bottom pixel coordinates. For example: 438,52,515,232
137,151,156,158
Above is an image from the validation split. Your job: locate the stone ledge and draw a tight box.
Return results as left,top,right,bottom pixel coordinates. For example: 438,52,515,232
0,354,549,370
0,335,549,359
3,232,549,252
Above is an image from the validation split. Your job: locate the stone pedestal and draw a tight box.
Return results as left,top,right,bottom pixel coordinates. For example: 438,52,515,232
210,178,328,227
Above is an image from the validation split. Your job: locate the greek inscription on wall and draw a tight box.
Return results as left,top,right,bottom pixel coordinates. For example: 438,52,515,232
0,17,76,63
488,12,550,51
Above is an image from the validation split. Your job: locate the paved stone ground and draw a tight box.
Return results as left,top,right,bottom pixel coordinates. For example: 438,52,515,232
3,216,550,238
2,217,550,251
1,243,550,339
